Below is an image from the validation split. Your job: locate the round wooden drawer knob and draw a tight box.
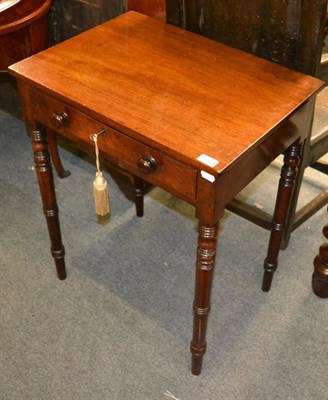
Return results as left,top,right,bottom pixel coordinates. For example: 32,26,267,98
136,155,158,174
50,111,69,128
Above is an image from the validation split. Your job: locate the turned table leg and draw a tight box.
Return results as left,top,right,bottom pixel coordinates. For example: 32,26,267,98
190,223,219,375
312,221,328,298
32,127,66,280
262,140,302,292
134,176,144,217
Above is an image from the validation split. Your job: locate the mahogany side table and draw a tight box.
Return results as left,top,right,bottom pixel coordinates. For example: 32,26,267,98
9,12,324,375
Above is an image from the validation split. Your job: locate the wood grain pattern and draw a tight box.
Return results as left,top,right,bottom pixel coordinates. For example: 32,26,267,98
9,12,323,175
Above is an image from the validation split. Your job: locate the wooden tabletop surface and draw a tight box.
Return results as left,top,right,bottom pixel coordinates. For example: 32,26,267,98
9,11,324,173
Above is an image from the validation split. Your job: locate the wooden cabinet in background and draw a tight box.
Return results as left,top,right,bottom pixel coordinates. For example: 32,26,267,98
127,0,166,21
51,0,125,42
0,0,52,71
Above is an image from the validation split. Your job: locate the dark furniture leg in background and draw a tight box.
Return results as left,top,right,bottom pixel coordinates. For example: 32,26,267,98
47,129,71,178
262,140,302,292
134,176,144,217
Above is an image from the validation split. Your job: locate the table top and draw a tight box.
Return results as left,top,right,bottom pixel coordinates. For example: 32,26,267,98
9,11,324,174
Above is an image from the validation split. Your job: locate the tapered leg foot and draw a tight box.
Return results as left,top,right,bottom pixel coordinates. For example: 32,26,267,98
190,223,218,375
191,353,204,376
134,176,144,217
47,129,71,179
51,247,66,280
312,272,328,298
32,127,67,280
262,266,275,292
312,223,328,298
262,140,302,292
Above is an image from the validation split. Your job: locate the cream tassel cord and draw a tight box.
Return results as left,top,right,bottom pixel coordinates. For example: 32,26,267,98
91,130,110,218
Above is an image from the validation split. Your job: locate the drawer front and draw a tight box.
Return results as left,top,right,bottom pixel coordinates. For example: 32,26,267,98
30,88,197,202
30,88,106,146
99,129,197,202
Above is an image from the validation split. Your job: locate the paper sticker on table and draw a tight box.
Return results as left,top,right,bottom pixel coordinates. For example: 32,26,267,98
197,154,219,168
201,170,216,182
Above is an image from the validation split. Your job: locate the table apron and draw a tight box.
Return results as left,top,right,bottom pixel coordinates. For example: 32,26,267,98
29,87,198,204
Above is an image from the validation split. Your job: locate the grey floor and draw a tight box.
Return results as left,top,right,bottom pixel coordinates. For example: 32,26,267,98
0,109,327,400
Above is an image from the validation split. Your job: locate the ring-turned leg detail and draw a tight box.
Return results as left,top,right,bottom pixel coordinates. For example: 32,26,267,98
32,128,66,280
262,140,302,292
191,223,219,375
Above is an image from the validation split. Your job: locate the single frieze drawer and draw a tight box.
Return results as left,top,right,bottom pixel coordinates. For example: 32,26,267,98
30,88,197,203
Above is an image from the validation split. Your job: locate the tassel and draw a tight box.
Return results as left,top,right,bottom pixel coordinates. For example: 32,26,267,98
91,131,110,218
93,171,110,217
